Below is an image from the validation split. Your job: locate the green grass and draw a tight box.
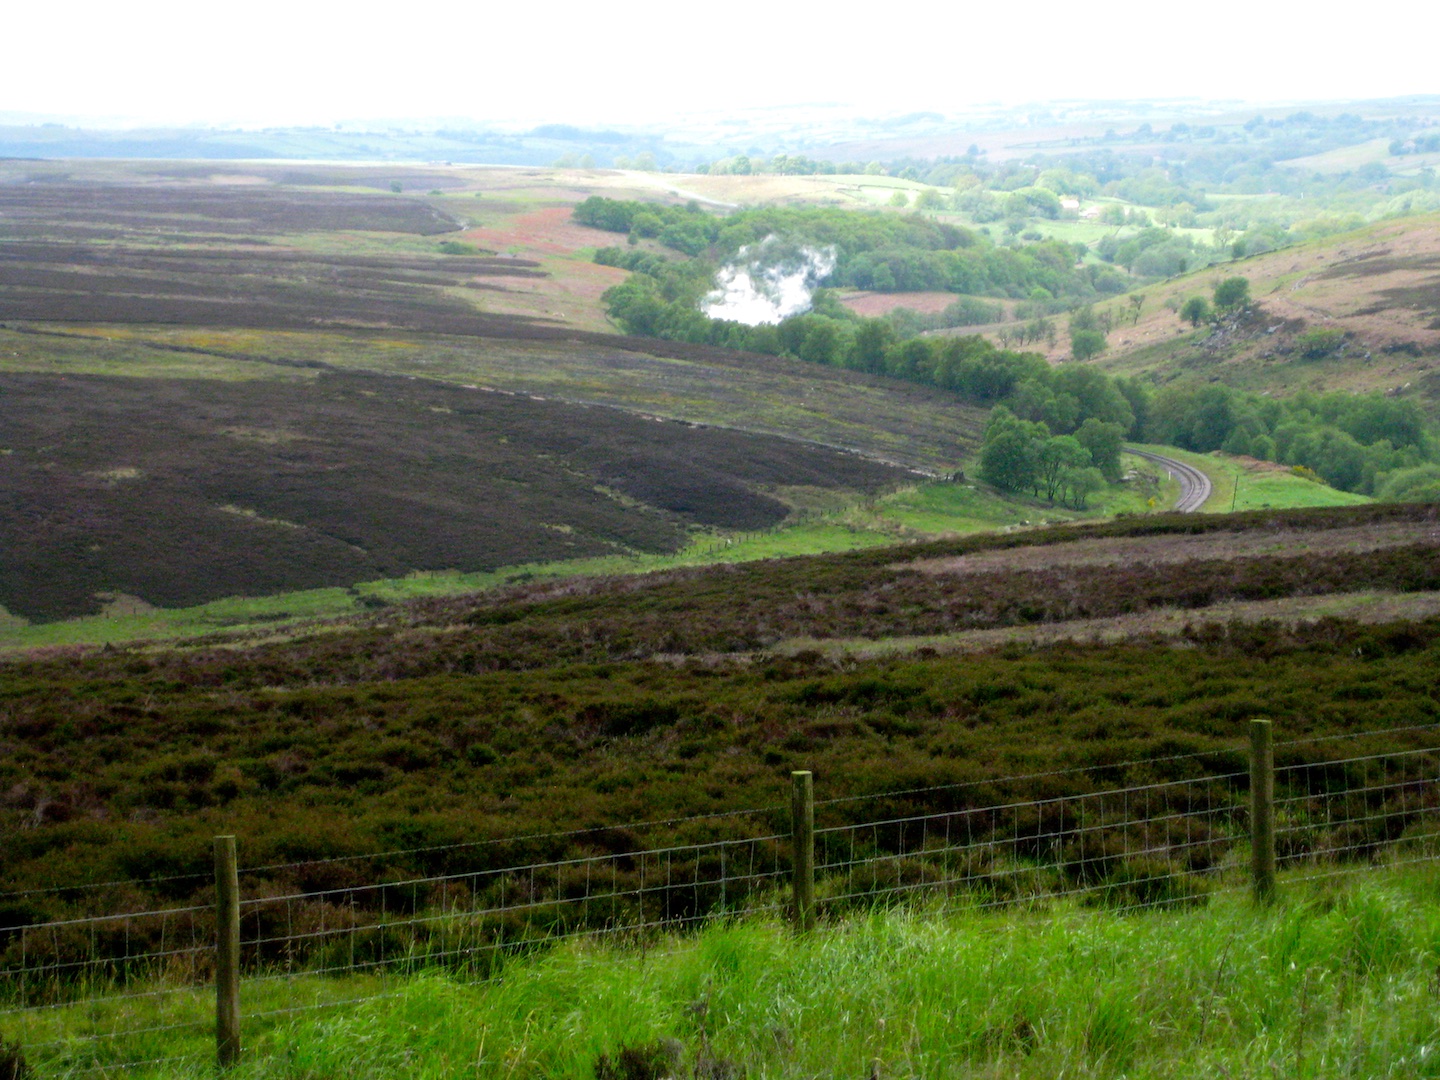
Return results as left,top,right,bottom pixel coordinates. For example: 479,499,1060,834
0,327,312,383
1129,444,1373,513
13,864,1440,1079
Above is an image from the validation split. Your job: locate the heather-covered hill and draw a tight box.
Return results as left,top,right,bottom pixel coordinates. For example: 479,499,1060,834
0,369,903,622
3,502,1438,933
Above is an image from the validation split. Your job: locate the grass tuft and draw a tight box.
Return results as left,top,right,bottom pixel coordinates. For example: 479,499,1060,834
16,866,1440,1078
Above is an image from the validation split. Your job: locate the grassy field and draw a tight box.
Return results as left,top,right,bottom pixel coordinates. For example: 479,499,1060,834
10,864,1440,1078
1127,445,1373,513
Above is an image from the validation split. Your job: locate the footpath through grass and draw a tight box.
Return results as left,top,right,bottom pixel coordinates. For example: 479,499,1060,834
14,864,1440,1079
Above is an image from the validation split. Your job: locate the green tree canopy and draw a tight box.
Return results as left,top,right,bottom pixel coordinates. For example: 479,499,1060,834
1074,418,1126,482
1180,296,1212,327
978,407,1048,493
1070,328,1107,361
1213,276,1251,312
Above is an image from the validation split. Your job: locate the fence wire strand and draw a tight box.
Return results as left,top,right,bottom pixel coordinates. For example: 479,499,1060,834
4,733,1437,1075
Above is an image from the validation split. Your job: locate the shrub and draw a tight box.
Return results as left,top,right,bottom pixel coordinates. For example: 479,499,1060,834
1379,465,1440,502
1294,326,1347,360
595,1041,684,1080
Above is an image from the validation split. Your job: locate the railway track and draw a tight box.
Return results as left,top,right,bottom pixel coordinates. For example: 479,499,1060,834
1126,448,1214,513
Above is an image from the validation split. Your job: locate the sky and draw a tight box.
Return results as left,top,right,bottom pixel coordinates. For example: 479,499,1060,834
5,0,1434,129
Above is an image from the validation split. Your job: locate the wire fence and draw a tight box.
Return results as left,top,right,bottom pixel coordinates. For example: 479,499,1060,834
3,721,1439,1074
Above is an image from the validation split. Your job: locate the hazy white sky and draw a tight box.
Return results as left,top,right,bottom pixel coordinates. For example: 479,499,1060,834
5,0,1433,128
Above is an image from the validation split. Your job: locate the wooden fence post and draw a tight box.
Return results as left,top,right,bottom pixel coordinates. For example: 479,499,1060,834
214,835,241,1067
1250,720,1276,906
791,771,815,933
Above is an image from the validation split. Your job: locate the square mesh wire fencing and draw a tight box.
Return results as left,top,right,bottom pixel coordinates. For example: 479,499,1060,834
2,722,1438,1074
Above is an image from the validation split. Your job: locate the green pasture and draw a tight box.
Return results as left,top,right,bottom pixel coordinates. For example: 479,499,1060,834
1280,137,1395,173
12,863,1440,1079
1129,444,1373,513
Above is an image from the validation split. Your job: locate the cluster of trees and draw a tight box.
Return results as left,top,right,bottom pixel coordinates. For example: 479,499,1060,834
1094,226,1225,279
1178,276,1252,327
1147,382,1433,495
581,196,1127,301
1389,133,1440,156
574,196,720,256
564,105,1440,276
977,408,1126,508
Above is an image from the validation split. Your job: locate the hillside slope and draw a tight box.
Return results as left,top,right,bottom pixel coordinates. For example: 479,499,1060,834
2,501,1438,919
0,164,993,622
1092,215,1440,409
0,369,910,622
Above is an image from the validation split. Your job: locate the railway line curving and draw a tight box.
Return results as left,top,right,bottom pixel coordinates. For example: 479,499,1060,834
1126,448,1214,513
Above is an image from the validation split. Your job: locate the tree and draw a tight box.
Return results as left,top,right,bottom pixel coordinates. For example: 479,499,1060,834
978,407,1047,493
1037,436,1092,501
1070,329,1106,361
1180,296,1212,328
1127,293,1145,325
851,319,894,375
1060,465,1105,509
914,188,946,212
1213,276,1251,313
1074,418,1126,482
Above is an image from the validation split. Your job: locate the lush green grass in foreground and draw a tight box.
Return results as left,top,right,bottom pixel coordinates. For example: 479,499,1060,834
16,866,1440,1079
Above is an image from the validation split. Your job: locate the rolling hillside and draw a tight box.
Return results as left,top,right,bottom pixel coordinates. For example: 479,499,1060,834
1090,215,1440,409
0,162,992,624
1,160,1424,638
2,501,1438,926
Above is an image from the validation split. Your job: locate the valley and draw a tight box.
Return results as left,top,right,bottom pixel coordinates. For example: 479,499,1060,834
3,125,1440,1078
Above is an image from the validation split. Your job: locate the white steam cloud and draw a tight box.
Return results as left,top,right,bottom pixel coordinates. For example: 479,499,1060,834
701,235,837,326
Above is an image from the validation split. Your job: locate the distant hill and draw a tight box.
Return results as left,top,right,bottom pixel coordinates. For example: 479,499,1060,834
1091,214,1440,413
0,162,984,624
